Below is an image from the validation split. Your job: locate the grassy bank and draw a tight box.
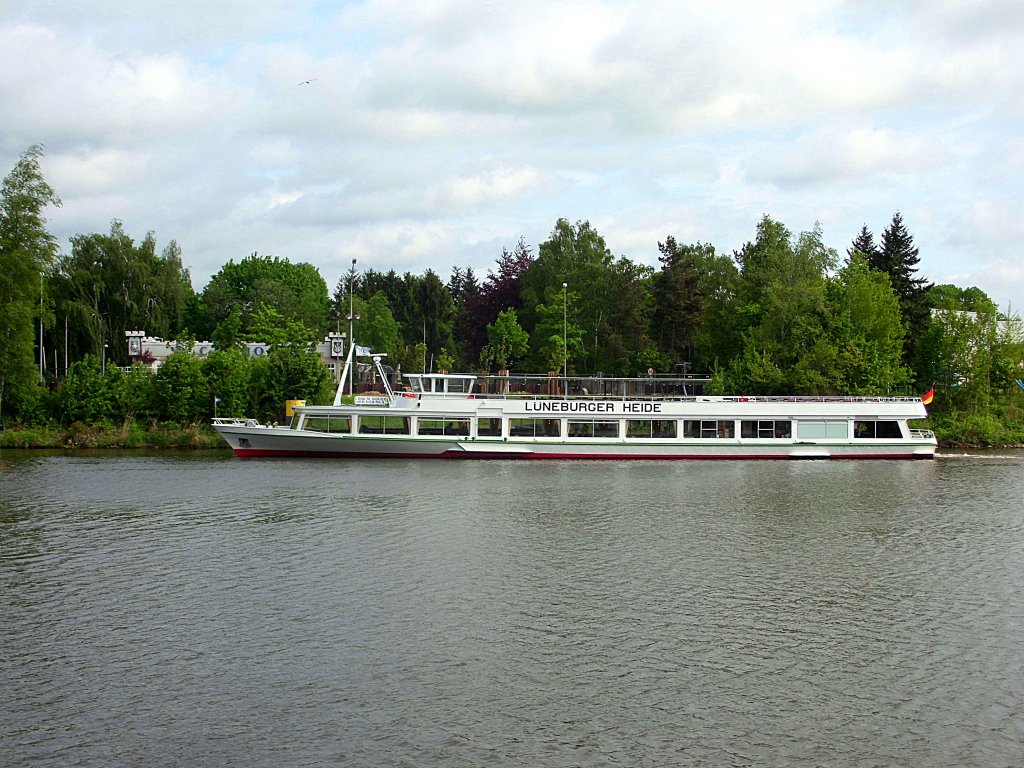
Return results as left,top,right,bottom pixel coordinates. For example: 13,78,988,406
926,400,1024,449
3,415,1022,451
0,420,226,450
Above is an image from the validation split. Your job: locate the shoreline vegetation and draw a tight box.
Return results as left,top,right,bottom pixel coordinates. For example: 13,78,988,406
0,421,226,451
3,146,1022,455
1,417,1021,451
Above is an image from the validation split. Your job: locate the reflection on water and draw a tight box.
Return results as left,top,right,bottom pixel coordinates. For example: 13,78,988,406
1,451,1023,767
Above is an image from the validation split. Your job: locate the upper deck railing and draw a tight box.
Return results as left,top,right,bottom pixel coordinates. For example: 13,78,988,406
462,374,922,403
472,373,709,399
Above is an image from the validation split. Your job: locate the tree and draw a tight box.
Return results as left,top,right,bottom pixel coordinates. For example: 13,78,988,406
691,244,742,372
483,309,529,371
0,145,61,421
51,222,194,368
448,265,479,367
928,284,998,314
150,351,209,425
251,345,332,422
879,212,932,362
359,292,402,358
202,348,250,419
594,256,654,376
728,217,838,393
248,304,317,347
829,254,909,393
847,224,880,268
58,355,120,424
330,261,361,337
652,236,705,365
529,288,584,373
416,269,455,360
459,239,533,365
199,253,330,340
523,219,642,374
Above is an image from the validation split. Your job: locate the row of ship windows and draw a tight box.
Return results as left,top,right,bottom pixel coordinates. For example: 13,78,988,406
300,416,905,440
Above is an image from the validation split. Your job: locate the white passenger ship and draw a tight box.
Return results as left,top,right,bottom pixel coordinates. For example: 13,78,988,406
213,351,937,460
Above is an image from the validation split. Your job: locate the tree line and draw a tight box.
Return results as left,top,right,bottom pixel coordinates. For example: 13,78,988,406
2,146,1022,441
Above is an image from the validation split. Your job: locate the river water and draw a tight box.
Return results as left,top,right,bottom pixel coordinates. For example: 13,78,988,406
1,450,1022,767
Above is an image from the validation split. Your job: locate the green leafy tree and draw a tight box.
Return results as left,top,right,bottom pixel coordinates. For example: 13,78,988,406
631,345,670,377
252,346,332,422
58,355,121,424
199,253,330,340
248,304,317,347
652,236,705,365
0,145,61,420
447,265,479,367
523,219,643,374
202,348,251,419
594,257,654,376
331,261,362,337
51,222,194,368
919,296,1023,415
416,269,456,361
150,351,209,424
728,217,837,393
928,284,998,314
117,363,157,423
211,307,244,352
483,308,529,371
691,244,742,372
829,255,909,393
530,288,585,373
359,292,402,358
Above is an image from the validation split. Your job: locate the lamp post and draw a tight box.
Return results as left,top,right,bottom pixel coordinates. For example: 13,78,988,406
562,282,568,380
39,273,44,383
348,258,356,395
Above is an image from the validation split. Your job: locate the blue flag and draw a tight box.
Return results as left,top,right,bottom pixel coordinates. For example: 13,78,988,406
1016,379,1024,392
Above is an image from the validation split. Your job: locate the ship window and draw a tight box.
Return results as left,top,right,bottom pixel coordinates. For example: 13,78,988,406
740,420,792,439
477,418,502,437
797,420,847,439
445,378,471,394
683,420,735,438
305,415,351,433
417,418,470,436
567,420,619,439
358,415,410,435
509,418,561,437
854,420,903,439
626,419,677,438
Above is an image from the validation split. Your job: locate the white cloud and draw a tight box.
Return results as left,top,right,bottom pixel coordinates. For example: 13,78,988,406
0,0,1021,315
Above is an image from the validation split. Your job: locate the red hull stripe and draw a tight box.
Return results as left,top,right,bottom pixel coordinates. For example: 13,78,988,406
233,448,927,461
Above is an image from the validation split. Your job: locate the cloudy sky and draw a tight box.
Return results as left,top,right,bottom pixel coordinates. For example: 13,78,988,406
3,0,1023,312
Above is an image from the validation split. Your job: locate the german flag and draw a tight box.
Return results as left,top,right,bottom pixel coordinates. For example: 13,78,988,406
921,386,935,405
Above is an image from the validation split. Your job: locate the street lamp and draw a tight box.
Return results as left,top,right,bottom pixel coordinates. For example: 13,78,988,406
562,282,568,381
39,273,44,383
348,258,357,395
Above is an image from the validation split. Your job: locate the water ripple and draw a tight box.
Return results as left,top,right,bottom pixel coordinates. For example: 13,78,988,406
1,452,1022,767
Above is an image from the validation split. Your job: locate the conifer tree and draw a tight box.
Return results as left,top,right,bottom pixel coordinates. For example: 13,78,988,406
847,224,880,268
879,212,932,369
879,213,929,297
